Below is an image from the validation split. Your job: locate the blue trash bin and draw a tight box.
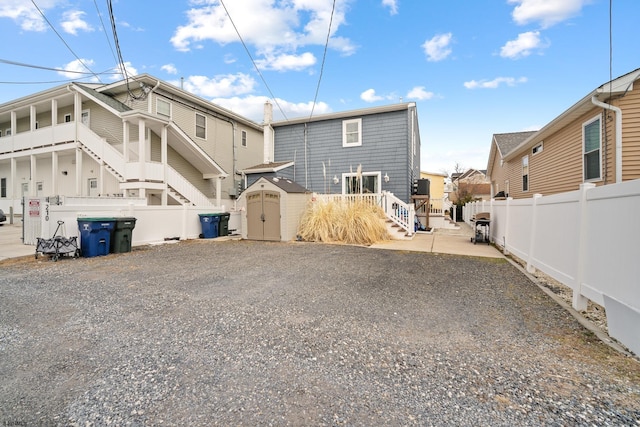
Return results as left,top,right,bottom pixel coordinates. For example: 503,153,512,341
78,218,116,257
198,214,220,238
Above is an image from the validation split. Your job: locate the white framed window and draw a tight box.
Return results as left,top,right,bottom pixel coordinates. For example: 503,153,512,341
342,118,362,147
81,110,90,127
195,113,206,138
522,155,529,192
532,142,543,155
583,115,602,181
342,171,381,194
241,130,247,147
64,114,72,123
157,98,171,117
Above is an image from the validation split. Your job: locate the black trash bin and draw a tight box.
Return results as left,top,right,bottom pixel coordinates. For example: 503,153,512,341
111,217,137,253
218,213,230,237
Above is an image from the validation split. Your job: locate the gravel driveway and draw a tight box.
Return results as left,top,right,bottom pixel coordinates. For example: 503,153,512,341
1,239,639,426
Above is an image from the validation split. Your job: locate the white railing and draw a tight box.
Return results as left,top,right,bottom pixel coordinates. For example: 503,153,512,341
78,123,125,178
463,180,640,356
166,165,214,206
125,161,164,182
1,122,75,153
315,192,414,235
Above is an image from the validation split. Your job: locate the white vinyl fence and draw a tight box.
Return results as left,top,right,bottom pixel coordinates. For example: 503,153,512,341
463,180,640,356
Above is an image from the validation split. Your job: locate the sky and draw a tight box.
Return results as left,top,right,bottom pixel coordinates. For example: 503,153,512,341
0,0,637,176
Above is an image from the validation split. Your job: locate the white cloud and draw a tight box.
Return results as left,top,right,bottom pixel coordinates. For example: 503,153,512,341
407,86,435,101
60,10,93,35
57,58,99,82
212,95,331,122
382,0,398,15
173,73,257,98
255,52,317,72
500,31,546,59
422,33,453,62
170,0,355,64
464,77,528,89
0,0,61,31
360,89,384,103
508,0,586,28
161,64,178,75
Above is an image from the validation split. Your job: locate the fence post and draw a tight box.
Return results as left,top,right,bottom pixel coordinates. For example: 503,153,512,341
572,183,595,311
503,197,512,255
526,193,543,274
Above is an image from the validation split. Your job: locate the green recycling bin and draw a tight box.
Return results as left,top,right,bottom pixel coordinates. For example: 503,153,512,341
111,217,137,253
218,213,230,236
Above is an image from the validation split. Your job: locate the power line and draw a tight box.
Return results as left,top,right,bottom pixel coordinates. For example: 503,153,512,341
219,0,288,121
0,58,120,76
94,0,119,67
30,0,103,83
309,0,336,120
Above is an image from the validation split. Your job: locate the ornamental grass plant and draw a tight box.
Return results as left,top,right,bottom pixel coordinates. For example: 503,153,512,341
298,198,390,245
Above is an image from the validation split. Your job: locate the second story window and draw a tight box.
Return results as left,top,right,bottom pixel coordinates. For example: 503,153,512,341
157,98,171,117
195,113,206,138
522,155,529,192
583,115,602,181
342,118,362,147
241,130,247,147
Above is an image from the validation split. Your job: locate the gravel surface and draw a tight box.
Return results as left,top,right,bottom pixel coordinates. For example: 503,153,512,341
1,239,639,426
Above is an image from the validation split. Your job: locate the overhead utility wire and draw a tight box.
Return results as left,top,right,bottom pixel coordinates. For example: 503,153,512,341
219,0,288,121
106,0,144,99
94,0,119,67
309,0,336,120
0,58,119,76
30,0,103,83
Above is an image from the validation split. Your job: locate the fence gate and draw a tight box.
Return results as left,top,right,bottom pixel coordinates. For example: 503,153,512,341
246,190,281,241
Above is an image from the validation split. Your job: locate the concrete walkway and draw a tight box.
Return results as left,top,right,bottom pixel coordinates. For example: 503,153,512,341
0,221,504,262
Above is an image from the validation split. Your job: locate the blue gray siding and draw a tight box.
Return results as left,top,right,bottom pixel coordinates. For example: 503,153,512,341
273,107,420,202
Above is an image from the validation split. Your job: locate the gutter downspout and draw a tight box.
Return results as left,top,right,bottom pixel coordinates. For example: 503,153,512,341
591,95,622,183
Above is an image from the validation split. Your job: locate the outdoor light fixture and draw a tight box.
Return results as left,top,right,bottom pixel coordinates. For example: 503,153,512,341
332,175,339,184
61,171,68,175
384,173,390,183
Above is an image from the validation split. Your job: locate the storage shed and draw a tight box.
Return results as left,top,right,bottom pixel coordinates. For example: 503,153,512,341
240,177,311,241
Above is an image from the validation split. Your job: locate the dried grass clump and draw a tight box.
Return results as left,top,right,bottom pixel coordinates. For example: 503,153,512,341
298,199,391,245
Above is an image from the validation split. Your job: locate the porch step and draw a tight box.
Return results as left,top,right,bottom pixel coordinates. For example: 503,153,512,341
385,220,414,240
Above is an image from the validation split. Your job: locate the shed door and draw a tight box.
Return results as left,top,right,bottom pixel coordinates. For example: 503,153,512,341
246,190,281,241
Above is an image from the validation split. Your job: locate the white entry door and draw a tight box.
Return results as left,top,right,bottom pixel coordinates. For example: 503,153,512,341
88,178,98,196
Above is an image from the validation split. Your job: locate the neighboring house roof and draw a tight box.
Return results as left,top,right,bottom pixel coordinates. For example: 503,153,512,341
241,161,294,174
270,102,416,126
502,67,640,162
97,74,263,131
75,84,132,113
493,131,537,158
255,176,310,193
421,171,447,177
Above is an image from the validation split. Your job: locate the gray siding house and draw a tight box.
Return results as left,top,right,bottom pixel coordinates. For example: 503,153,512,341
244,102,421,203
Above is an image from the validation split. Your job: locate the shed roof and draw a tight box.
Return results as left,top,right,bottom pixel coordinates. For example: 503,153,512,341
255,176,309,193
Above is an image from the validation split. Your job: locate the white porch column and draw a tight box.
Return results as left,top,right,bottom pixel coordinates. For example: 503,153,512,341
51,151,58,195
51,99,58,126
123,120,130,162
30,105,37,131
216,177,223,208
99,163,106,196
138,118,146,179
10,111,16,135
10,158,17,215
75,147,83,196
29,155,36,196
161,125,168,205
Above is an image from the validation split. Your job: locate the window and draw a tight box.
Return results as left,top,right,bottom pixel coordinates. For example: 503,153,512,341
532,142,543,155
343,171,381,194
522,155,529,192
1,178,6,198
195,113,206,138
157,98,171,117
241,130,247,147
5,129,11,136
64,114,72,123
583,116,602,181
35,121,39,129
342,118,362,147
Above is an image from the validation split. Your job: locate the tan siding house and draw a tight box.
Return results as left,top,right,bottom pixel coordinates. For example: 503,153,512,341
487,68,640,198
